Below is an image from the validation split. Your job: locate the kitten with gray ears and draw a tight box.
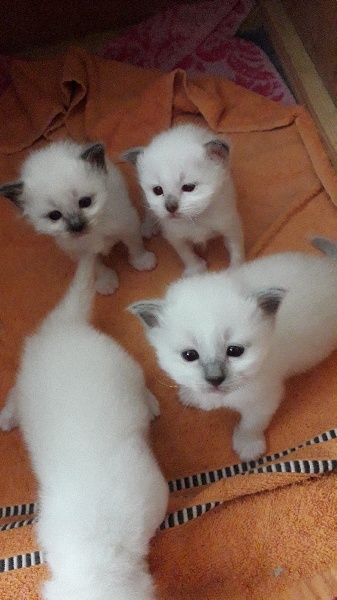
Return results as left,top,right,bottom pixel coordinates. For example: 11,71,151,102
122,123,244,276
0,140,156,295
0,255,168,600
129,237,337,462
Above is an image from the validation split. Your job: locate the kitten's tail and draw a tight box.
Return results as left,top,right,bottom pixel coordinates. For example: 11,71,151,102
311,236,337,258
51,254,96,324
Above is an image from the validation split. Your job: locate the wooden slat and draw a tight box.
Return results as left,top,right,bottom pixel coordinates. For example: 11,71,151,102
259,0,337,171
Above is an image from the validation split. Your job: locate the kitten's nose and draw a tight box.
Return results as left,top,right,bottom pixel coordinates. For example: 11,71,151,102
67,215,87,233
204,362,226,387
165,195,179,214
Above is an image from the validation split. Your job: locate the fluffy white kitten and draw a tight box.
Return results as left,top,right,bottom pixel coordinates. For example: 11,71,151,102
0,256,168,600
129,237,337,461
122,123,244,276
0,141,156,295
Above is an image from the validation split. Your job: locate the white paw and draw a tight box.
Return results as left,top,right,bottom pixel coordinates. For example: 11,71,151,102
130,250,157,271
183,258,207,277
146,390,160,419
232,426,266,461
95,268,119,295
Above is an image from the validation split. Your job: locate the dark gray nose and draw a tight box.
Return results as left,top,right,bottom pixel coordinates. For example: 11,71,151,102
165,195,179,214
67,215,87,233
204,362,226,387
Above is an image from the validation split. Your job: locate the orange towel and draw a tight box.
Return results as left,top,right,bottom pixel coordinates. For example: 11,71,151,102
0,48,336,600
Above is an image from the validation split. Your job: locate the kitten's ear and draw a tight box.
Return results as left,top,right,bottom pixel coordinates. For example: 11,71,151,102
204,140,230,163
254,287,287,317
0,181,24,207
128,300,163,328
80,143,107,172
120,147,144,165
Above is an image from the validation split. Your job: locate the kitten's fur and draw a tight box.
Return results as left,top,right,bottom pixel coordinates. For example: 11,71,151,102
0,141,156,295
129,237,337,461
0,256,168,600
122,124,244,276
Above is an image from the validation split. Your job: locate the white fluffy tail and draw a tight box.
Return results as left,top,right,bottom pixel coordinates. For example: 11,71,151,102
51,254,96,324
311,236,337,258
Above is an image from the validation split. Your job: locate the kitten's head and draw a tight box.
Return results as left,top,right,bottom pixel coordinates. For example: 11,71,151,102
122,124,232,220
129,272,285,397
0,141,109,238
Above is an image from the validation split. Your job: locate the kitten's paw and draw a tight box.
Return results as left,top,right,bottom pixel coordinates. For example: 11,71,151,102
183,259,207,277
130,250,157,271
146,390,161,419
95,268,119,295
232,426,266,462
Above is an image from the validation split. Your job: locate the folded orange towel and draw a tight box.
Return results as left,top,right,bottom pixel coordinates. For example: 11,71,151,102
0,48,336,600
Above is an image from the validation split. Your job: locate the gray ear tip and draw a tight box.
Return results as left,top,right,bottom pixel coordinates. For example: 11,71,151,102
121,147,144,165
127,300,162,328
0,181,24,205
256,287,287,316
204,139,231,161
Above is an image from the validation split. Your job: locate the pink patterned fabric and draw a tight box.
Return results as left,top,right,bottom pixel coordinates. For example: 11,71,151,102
102,0,295,105
0,0,295,105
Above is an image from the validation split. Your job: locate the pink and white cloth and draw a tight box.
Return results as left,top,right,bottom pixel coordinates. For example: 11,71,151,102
0,0,295,105
102,0,295,105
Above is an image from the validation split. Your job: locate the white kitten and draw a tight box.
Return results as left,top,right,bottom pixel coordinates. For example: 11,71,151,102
122,123,244,276
0,141,156,295
0,255,168,600
129,237,337,461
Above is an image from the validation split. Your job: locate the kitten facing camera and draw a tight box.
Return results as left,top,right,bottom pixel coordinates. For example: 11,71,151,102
0,255,168,600
129,237,337,462
122,123,244,276
0,141,156,294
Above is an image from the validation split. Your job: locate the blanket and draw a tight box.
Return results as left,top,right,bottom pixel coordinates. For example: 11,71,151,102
0,48,336,600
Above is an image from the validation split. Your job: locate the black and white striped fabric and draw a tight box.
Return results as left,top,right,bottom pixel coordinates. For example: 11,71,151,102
0,428,336,572
168,428,337,491
0,551,45,573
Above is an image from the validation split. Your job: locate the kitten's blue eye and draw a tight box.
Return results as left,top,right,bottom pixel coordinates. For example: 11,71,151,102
227,346,244,357
182,184,196,192
153,186,163,196
48,210,62,221
181,349,199,362
78,196,92,208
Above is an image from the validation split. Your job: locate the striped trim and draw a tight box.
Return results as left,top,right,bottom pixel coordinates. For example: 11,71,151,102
159,501,221,531
0,429,336,569
0,551,45,573
0,503,36,520
0,518,35,532
161,459,337,530
169,428,337,491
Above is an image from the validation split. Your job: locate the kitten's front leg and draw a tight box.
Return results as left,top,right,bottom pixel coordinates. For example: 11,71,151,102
224,218,245,268
141,209,161,239
0,387,19,431
166,235,207,277
122,227,157,272
232,384,284,461
95,257,119,295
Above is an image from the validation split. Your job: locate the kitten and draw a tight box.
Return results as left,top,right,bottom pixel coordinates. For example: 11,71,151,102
122,123,244,276
0,255,168,600
128,237,337,461
0,140,156,295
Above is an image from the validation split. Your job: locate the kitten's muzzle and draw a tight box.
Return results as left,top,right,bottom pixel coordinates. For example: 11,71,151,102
165,195,179,214
204,361,226,387
66,214,88,234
